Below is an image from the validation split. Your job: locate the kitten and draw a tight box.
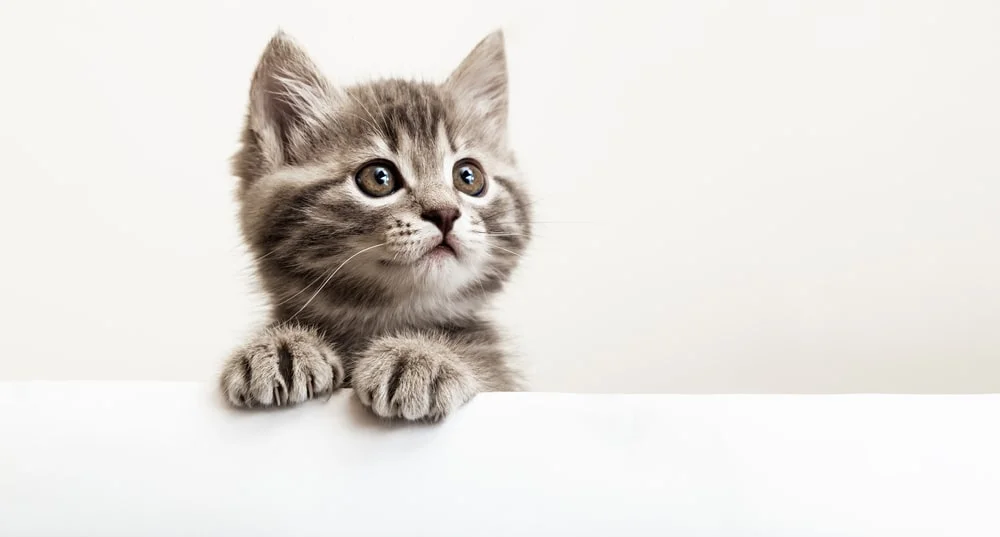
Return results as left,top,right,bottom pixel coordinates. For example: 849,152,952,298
219,30,532,421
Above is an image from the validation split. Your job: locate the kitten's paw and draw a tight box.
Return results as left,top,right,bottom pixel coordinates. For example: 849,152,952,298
220,325,344,408
353,334,480,421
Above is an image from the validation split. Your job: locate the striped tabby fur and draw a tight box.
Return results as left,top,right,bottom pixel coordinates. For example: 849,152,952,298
220,30,532,421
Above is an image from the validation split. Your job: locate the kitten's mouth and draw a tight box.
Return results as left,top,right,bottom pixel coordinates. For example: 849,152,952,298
429,241,456,257
419,237,459,262
380,239,458,267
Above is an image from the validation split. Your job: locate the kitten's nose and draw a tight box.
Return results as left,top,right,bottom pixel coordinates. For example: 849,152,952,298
421,208,461,235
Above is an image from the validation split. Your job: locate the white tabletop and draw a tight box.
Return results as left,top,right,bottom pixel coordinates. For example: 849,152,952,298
1,382,997,536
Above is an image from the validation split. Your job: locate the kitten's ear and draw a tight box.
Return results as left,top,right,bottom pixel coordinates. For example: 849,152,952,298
445,30,509,131
246,31,338,169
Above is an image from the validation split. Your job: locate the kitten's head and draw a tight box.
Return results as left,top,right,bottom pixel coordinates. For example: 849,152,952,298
233,30,531,312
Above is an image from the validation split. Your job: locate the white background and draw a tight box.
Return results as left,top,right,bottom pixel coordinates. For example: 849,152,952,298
0,0,997,393
5,384,999,536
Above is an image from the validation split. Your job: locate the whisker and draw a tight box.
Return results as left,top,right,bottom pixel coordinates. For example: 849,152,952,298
495,221,593,224
231,242,281,265
339,112,382,132
476,193,589,224
491,244,524,258
469,231,533,237
478,198,541,221
288,242,388,320
344,90,383,136
248,247,284,264
365,84,392,137
254,250,276,262
274,270,328,307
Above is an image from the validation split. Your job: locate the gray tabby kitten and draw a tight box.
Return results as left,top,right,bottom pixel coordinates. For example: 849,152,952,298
219,30,531,421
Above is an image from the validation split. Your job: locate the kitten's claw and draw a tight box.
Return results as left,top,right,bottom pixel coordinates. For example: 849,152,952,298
221,326,344,408
353,335,480,421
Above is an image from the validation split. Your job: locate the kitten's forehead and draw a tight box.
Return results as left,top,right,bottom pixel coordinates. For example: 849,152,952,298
350,81,450,152
346,80,455,186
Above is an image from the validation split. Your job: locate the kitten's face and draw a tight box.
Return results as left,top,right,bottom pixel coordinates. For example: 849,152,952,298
234,31,530,306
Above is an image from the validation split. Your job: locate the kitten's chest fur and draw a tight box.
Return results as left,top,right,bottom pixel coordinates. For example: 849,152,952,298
269,278,488,357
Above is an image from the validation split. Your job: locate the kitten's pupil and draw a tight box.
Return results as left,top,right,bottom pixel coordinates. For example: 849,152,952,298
460,167,475,184
375,167,390,185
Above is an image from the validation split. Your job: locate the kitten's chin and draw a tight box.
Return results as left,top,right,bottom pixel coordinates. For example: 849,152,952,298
369,244,482,297
413,245,461,273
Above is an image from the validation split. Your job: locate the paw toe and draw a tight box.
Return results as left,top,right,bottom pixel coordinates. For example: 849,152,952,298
220,328,343,408
353,341,479,421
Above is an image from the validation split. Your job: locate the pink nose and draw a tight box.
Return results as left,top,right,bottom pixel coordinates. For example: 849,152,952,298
421,208,461,235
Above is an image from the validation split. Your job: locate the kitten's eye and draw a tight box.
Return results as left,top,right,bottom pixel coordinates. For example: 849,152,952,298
453,160,487,197
355,161,400,198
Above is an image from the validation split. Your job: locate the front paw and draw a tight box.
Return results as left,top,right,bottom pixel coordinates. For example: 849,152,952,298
220,325,344,408
353,334,480,421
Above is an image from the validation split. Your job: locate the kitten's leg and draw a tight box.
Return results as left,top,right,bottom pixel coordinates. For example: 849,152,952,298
352,331,517,421
220,325,344,408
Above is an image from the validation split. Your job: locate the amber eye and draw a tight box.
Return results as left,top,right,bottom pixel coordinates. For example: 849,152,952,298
355,161,400,197
453,160,487,197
